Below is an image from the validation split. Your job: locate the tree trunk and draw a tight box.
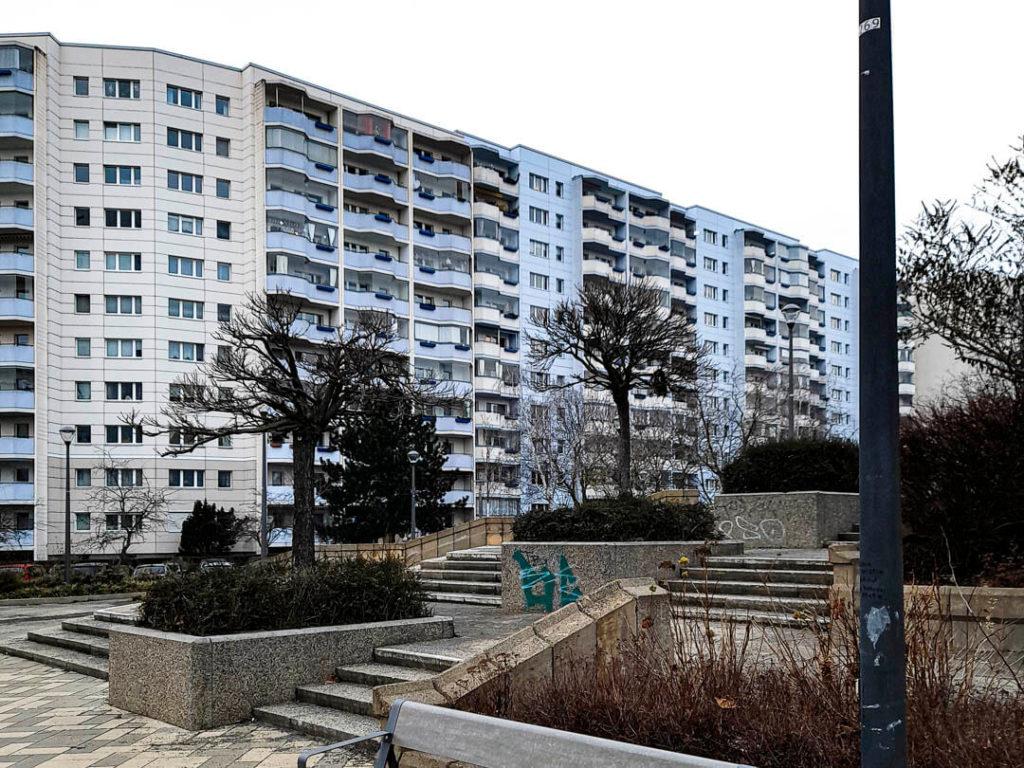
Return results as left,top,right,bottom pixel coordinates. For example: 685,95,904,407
612,390,632,497
291,434,317,567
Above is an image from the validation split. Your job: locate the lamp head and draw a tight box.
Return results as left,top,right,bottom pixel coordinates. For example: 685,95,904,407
781,304,802,325
407,450,421,465
59,425,76,446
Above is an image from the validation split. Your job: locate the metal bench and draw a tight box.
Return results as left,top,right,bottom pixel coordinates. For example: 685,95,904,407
298,698,753,768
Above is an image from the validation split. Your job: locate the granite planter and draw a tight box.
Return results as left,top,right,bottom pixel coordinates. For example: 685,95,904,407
502,540,742,614
712,491,858,548
107,615,454,729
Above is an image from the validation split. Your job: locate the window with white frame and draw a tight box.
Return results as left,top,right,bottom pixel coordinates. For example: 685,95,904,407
166,84,202,109
105,252,142,271
167,127,203,151
167,170,203,193
529,273,549,290
168,298,204,319
169,469,204,487
168,255,204,277
104,295,142,315
105,338,143,358
105,382,142,401
168,213,203,235
103,122,141,142
103,78,140,99
528,173,548,193
104,165,141,185
104,209,141,228
168,341,205,362
528,240,549,259
528,207,549,225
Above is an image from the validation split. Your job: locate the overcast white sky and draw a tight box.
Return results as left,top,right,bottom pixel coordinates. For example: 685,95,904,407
8,1,1024,256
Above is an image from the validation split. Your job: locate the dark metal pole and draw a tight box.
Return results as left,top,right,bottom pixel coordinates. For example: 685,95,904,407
63,440,71,583
787,325,796,438
859,2,906,766
260,433,268,559
410,463,417,537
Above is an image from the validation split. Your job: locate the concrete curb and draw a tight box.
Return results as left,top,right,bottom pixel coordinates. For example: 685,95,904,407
0,592,145,607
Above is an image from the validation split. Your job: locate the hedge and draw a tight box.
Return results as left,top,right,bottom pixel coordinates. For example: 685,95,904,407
720,438,859,494
513,497,718,543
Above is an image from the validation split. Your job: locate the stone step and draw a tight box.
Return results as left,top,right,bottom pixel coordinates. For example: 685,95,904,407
673,606,829,629
670,591,828,616
417,568,502,582
335,662,435,687
92,605,142,625
60,617,113,638
691,567,834,586
418,579,501,595
837,532,861,542
26,628,110,658
666,580,831,600
704,557,832,572
373,646,460,673
254,702,381,744
425,592,503,607
296,682,373,716
421,557,502,572
0,638,109,679
445,550,501,563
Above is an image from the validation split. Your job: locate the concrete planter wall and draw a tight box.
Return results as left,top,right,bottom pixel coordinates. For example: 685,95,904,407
107,616,454,729
501,540,743,614
712,491,858,548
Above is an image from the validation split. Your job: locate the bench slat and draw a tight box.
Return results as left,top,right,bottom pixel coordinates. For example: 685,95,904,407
391,700,754,768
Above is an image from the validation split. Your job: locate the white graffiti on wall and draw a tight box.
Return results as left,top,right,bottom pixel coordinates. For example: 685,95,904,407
718,516,786,545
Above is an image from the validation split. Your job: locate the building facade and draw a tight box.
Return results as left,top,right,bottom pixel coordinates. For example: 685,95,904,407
0,34,860,560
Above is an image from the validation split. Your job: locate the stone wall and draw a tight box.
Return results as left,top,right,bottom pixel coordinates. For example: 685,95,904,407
500,540,743,614
107,616,454,730
712,491,858,548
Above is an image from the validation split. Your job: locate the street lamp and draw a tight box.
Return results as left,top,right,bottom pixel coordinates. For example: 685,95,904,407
407,449,421,539
58,426,76,583
781,303,802,439
260,410,271,559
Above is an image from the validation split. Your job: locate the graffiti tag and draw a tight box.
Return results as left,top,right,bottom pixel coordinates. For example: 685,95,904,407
512,549,582,612
718,516,786,545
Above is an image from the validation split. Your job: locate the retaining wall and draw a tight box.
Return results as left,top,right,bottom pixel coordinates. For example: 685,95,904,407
712,491,858,548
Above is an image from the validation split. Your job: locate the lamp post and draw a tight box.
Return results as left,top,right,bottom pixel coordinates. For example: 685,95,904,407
781,303,801,439
407,449,421,539
58,426,75,583
260,411,270,559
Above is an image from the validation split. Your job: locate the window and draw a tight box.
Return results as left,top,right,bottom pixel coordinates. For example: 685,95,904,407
830,292,842,306
76,425,91,444
529,273,549,290
555,245,564,262
74,120,89,139
104,295,142,315
103,122,141,142
167,127,203,151
103,78,140,99
703,285,719,300
215,95,230,116
217,304,231,323
75,381,91,401
75,469,92,488
529,206,549,225
831,341,843,353
73,163,89,183
168,341,205,361
217,262,231,281
168,213,203,235
555,213,564,230
529,173,548,193
105,382,143,401
106,425,143,444
703,256,717,271
218,435,233,448
75,250,90,270
556,278,564,293
169,469,204,488
215,137,230,157
555,181,564,198
168,255,204,277
704,312,719,328
216,221,231,240
107,468,143,487
168,298,204,319
105,252,142,271
722,262,729,275
830,268,842,282
73,76,89,96
104,209,142,228
530,306,549,324
74,294,91,313
528,240,549,259
216,178,230,198
104,165,141,186
703,229,718,245
105,339,143,358
217,470,232,488
722,289,729,301
74,207,90,226
166,84,201,109
75,338,91,357
167,170,202,193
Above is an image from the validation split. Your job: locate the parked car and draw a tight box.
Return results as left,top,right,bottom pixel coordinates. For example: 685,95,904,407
0,563,45,582
199,558,233,571
131,563,178,580
70,562,104,578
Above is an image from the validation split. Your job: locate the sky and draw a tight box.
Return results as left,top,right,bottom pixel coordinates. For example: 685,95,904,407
7,0,1023,256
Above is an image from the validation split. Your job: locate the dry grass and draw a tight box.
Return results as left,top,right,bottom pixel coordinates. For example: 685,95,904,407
460,591,1024,767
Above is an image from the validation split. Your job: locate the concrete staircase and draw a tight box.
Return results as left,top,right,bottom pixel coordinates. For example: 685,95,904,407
415,545,503,606
254,645,459,742
667,554,834,626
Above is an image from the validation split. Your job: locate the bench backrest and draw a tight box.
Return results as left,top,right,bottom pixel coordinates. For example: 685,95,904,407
389,700,754,768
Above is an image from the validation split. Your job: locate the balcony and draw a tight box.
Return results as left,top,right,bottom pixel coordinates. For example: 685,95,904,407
265,190,338,225
744,353,769,370
743,270,766,289
582,195,625,221
629,240,669,261
0,115,32,143
414,229,471,254
265,148,337,184
264,106,337,144
433,415,474,435
414,264,471,292
413,302,471,325
473,270,517,294
443,489,474,506
0,345,32,365
582,227,626,254
415,340,472,363
289,320,339,344
0,297,33,319
412,153,470,181
0,207,32,231
0,69,33,93
0,390,33,410
779,282,810,300
630,211,670,233
414,191,471,219
345,289,408,315
583,258,616,281
344,172,408,204
443,452,474,472
899,382,915,396
0,252,31,275
267,231,339,265
0,482,33,503
744,326,767,343
743,298,766,315
344,211,408,243
472,165,517,194
0,160,32,191
0,437,32,456
266,443,341,465
342,131,409,167
344,249,408,279
266,273,339,306
898,359,915,374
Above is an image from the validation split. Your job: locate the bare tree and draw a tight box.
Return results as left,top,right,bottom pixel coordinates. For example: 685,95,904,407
900,135,1024,396
81,452,170,564
529,279,699,497
131,293,440,566
0,508,29,549
519,388,595,508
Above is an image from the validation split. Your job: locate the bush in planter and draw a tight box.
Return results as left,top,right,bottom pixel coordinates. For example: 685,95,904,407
513,497,718,543
720,438,859,494
140,557,429,636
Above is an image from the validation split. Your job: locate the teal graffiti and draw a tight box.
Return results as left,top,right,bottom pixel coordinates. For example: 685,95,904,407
513,549,581,611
